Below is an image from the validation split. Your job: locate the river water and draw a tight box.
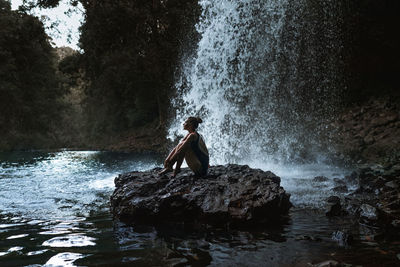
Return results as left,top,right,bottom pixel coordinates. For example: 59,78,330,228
1,151,398,266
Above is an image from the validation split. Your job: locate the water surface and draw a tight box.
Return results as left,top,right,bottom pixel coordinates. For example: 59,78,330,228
0,151,398,266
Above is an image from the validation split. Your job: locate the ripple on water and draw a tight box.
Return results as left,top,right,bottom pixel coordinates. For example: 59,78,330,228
27,219,46,225
6,233,29,239
39,229,72,235
45,252,86,266
8,246,24,252
42,233,96,247
0,223,24,229
27,249,49,256
39,220,84,235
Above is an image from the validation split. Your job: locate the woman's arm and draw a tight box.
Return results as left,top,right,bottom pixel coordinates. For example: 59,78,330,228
170,133,196,161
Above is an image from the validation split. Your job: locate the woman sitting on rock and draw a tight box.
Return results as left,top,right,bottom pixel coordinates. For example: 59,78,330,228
159,117,209,177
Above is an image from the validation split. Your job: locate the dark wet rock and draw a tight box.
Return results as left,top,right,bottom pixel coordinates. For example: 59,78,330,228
110,164,292,227
359,204,379,225
348,164,400,233
391,219,400,229
326,196,340,204
383,164,400,177
343,197,364,216
325,202,343,217
344,171,359,187
333,178,346,186
384,181,399,189
333,185,348,193
325,197,347,217
313,176,329,182
331,230,353,246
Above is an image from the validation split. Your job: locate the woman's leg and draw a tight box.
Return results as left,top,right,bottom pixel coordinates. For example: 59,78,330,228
164,147,177,168
164,141,186,167
159,147,178,175
159,143,187,175
172,153,185,177
160,142,191,176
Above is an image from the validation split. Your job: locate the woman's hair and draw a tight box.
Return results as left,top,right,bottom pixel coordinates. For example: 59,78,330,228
187,116,203,129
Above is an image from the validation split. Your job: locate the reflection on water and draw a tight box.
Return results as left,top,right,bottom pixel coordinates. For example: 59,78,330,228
42,233,96,247
0,151,399,266
45,252,86,266
0,150,160,266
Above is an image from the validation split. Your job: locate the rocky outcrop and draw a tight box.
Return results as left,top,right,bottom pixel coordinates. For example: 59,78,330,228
110,164,292,227
332,98,400,163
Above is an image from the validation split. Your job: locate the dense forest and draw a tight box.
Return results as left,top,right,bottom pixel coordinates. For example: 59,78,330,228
0,0,398,151
0,0,63,150
0,0,199,151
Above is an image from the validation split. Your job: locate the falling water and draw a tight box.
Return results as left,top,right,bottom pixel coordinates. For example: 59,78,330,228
169,0,346,168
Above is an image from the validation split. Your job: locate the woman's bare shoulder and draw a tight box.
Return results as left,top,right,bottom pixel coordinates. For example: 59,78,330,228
188,132,197,140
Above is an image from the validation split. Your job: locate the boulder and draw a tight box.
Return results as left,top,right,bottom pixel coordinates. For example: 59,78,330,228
331,230,354,247
110,164,292,227
313,176,329,182
359,204,379,226
332,185,348,193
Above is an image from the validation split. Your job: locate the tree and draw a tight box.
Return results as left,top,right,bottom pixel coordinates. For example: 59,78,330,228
0,0,63,149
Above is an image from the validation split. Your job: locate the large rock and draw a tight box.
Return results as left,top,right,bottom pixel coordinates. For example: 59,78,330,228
110,164,292,227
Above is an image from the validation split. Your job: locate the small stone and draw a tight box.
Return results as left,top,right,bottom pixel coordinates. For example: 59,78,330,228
391,219,400,228
332,230,353,246
313,176,329,182
360,204,378,221
384,181,399,189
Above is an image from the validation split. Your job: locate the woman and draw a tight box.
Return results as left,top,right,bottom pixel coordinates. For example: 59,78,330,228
159,117,209,177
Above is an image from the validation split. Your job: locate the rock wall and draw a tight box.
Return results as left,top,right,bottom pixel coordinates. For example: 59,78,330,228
332,98,400,163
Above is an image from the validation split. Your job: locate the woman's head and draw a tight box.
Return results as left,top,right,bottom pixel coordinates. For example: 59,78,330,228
183,117,203,131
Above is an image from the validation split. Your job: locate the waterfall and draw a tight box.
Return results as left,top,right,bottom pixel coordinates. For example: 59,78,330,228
169,0,345,168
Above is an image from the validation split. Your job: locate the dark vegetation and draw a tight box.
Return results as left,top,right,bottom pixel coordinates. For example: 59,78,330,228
78,0,199,143
342,0,400,103
0,0,397,151
0,0,63,150
0,0,199,151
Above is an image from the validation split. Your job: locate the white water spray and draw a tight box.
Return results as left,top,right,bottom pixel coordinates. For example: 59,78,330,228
169,0,345,179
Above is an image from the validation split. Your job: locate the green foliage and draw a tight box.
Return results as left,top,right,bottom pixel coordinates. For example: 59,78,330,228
0,0,64,149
